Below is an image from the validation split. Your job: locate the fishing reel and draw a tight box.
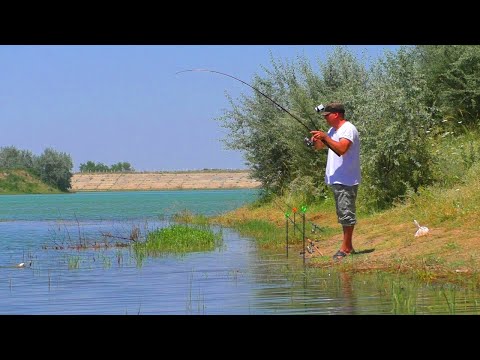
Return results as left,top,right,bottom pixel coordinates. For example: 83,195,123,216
304,137,314,147
314,104,325,113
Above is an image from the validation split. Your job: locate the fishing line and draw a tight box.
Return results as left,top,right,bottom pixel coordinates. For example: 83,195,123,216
176,68,340,156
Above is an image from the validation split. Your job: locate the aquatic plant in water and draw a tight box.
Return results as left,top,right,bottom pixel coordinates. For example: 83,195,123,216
133,224,223,257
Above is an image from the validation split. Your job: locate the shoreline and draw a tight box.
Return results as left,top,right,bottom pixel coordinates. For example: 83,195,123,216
71,171,262,191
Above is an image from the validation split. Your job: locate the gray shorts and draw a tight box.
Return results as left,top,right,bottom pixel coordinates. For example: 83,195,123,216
331,184,358,226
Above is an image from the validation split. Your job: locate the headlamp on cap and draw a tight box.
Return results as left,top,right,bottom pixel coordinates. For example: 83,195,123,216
314,104,325,113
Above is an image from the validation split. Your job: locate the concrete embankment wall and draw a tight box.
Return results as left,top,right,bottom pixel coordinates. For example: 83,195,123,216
71,172,262,191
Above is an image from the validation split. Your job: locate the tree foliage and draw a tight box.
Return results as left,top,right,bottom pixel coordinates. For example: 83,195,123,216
217,45,476,211
0,146,73,192
217,48,368,200
33,148,73,192
79,161,134,172
217,47,369,202
355,47,436,210
413,45,480,129
0,146,35,169
110,162,133,172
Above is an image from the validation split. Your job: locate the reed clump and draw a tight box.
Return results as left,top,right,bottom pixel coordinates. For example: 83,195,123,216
133,224,222,256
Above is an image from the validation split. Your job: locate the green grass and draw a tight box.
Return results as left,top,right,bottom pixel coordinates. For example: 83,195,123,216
172,209,211,226
67,256,81,269
133,224,223,258
231,219,286,248
381,160,480,232
211,191,340,249
0,169,62,194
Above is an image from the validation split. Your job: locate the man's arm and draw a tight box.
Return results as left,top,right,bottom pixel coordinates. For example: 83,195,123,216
311,131,352,155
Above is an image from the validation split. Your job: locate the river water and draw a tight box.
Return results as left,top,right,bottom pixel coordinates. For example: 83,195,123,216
0,190,478,314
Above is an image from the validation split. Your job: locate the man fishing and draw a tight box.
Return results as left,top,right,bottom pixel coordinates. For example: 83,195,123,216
177,70,357,259
310,102,361,260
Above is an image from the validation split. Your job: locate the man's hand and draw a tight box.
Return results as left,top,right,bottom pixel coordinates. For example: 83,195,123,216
310,130,327,150
310,130,327,142
310,130,348,156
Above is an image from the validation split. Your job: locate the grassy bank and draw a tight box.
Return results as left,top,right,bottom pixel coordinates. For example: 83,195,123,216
208,130,480,286
0,169,62,194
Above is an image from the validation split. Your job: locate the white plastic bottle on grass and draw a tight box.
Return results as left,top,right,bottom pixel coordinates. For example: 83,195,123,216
414,220,429,237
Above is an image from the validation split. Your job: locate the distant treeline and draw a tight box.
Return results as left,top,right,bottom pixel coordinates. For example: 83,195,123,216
79,161,134,173
0,146,72,191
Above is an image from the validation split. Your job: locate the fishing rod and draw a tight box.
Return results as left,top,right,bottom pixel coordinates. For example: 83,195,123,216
176,69,341,157
273,198,305,234
272,198,324,256
273,197,324,235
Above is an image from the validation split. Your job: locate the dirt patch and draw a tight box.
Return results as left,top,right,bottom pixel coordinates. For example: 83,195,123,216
304,224,480,283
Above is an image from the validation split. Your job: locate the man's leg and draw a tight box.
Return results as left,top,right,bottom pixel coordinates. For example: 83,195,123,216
332,185,358,258
341,225,354,254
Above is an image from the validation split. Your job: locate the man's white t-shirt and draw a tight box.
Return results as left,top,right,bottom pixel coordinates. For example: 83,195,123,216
325,121,361,186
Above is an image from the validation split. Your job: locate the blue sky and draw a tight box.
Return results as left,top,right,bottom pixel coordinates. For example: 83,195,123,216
0,45,399,172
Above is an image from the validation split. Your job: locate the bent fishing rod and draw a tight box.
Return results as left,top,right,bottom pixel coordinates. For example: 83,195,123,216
176,69,341,157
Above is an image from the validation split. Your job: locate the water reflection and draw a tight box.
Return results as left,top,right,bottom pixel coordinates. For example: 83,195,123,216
336,272,356,314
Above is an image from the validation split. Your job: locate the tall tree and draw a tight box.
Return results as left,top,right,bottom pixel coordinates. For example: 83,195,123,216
34,148,73,191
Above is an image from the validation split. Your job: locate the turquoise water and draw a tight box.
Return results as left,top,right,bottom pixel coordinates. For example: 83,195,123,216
0,189,257,221
1,189,479,314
